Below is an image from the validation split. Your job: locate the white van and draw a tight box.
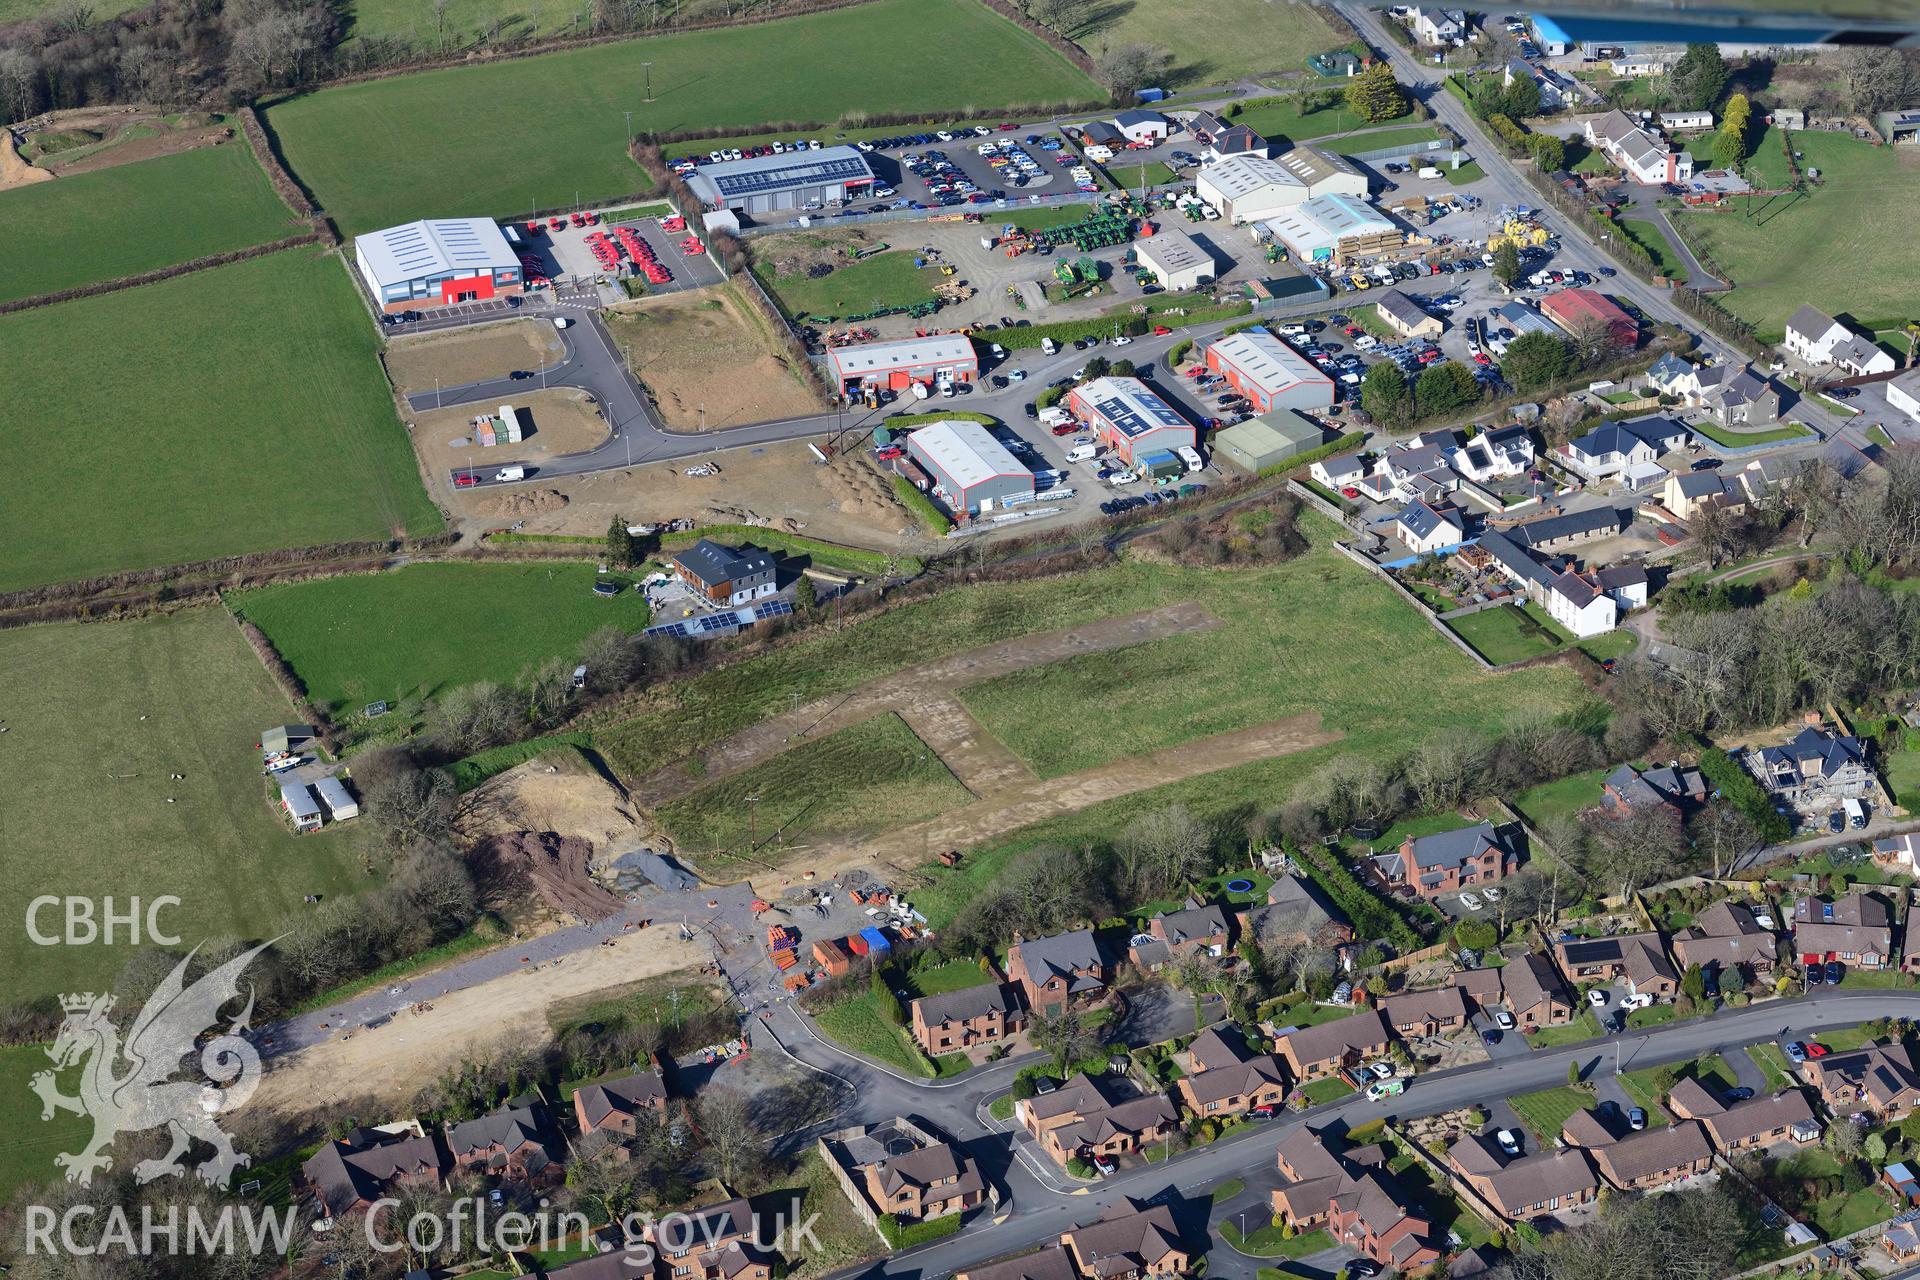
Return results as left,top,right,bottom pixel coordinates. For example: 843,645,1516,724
1845,797,1867,829
1277,322,1308,336
1041,337,1058,355
1418,166,1442,179
1066,444,1098,463
1175,445,1204,473
1354,334,1380,352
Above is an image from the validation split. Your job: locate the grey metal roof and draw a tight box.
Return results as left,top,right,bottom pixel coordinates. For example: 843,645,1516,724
354,218,517,289
689,145,873,200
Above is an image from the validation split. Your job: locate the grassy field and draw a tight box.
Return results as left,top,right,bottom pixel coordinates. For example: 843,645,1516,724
1107,161,1182,190
0,609,374,999
266,0,1102,233
812,990,934,1077
0,145,298,302
1618,217,1687,282
3,249,440,593
1070,0,1344,90
1511,766,1609,829
1326,126,1442,157
1444,604,1562,666
0,1046,94,1200
653,713,972,861
231,563,652,715
1229,97,1410,145
1677,130,1920,340
755,249,940,321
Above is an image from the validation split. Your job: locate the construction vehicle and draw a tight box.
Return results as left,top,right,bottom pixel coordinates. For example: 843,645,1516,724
850,242,889,261
940,264,956,276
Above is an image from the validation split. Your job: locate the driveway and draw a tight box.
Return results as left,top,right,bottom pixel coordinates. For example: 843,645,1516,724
1116,984,1225,1048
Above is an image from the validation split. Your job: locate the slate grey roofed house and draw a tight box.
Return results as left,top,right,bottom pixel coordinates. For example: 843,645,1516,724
1211,125,1271,157
1370,821,1516,899
673,540,779,608
1009,929,1108,1011
303,1129,449,1218
1557,415,1690,480
1505,505,1622,549
444,1100,558,1182
1746,726,1875,805
1394,498,1465,553
1241,872,1352,947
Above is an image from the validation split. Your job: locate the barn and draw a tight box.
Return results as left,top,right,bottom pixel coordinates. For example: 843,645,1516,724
1069,376,1196,466
353,218,523,315
827,335,976,397
685,146,876,218
1205,330,1335,413
1539,287,1639,350
1195,155,1308,224
1212,411,1330,473
906,420,1033,517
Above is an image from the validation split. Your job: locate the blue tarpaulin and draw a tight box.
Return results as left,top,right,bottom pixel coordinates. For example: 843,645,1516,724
859,926,891,955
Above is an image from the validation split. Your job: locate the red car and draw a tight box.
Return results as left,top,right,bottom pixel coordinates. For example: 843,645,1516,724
1248,1104,1278,1119
1806,1043,1830,1058
1343,324,1363,337
547,217,565,231
1184,368,1205,378
1340,486,1361,499
1473,352,1492,366
454,472,479,488
1153,325,1172,336
874,444,904,460
998,122,1018,131
1050,422,1078,436
1418,350,1442,363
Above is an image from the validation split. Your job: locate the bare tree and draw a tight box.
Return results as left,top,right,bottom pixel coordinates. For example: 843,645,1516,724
1688,803,1759,878
1405,735,1489,813
1586,804,1685,899
1092,42,1173,100
1114,804,1211,897
1030,1005,1097,1069
0,49,41,124
1831,47,1920,115
1687,499,1738,569
695,1087,765,1187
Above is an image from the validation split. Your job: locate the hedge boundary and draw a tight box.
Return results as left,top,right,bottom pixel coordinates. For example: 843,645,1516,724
0,234,325,317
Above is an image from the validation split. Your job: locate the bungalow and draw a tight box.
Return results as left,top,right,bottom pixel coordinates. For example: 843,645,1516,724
1670,900,1778,982
956,1244,1079,1280
1062,1198,1191,1280
1273,1009,1392,1081
1552,932,1679,1000
1130,899,1232,971
1272,1128,1442,1273
1240,873,1353,949
1446,1135,1600,1221
1311,453,1369,491
1583,109,1694,185
1393,498,1467,555
302,1126,447,1219
1449,425,1535,483
1209,125,1272,161
1369,821,1517,900
1560,1106,1625,1151
1175,1027,1290,1118
1885,1220,1920,1264
1610,54,1670,76
1659,110,1716,132
1113,109,1170,144
574,1067,667,1139
1600,762,1707,816
1018,1073,1180,1165
646,1197,773,1280
1557,414,1690,483
1783,305,1897,376
1692,1089,1820,1155
1793,891,1895,970
1808,1045,1920,1121
1376,985,1470,1040
444,1099,560,1187
1376,289,1444,339
1744,726,1877,809
1591,1121,1714,1190
910,983,1026,1057
1009,930,1109,1014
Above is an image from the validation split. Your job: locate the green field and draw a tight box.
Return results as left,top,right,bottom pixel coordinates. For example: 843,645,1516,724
1511,766,1608,828
1444,604,1562,666
813,991,934,1077
1228,96,1410,145
756,249,940,321
0,145,299,303
1676,130,1920,340
653,713,973,860
0,1046,93,1200
3,249,441,593
1887,746,1920,807
1071,0,1344,91
1619,217,1687,281
1327,126,1442,157
266,0,1102,233
0,610,374,999
231,562,652,714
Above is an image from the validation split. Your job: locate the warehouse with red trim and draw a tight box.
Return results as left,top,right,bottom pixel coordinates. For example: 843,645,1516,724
827,335,977,396
1205,330,1335,414
1068,376,1195,466
1539,288,1639,351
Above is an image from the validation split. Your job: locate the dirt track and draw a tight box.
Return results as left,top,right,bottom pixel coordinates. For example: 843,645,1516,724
0,131,53,190
632,602,1224,807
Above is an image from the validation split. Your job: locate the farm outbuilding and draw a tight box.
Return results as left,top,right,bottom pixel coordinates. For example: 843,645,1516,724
827,335,977,395
261,724,317,755
905,420,1033,517
1132,228,1217,290
353,219,523,315
685,146,876,218
1205,330,1335,413
1212,411,1330,473
1069,376,1196,466
314,775,359,821
279,782,322,833
1539,287,1639,350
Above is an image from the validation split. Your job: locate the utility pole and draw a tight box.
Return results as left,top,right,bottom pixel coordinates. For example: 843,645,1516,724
624,109,634,147
642,62,654,103
747,794,761,852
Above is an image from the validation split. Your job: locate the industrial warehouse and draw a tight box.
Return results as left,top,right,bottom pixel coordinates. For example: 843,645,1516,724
353,217,523,314
1069,376,1197,466
686,146,876,217
1132,228,1217,291
1205,330,1335,413
827,334,978,395
1260,195,1400,264
904,419,1032,516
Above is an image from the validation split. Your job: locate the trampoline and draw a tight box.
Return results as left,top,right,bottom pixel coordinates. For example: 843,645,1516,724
1225,878,1255,894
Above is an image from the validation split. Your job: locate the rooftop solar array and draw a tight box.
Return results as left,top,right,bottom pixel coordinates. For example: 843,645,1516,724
1077,377,1190,440
354,218,517,289
643,599,793,640
697,146,875,199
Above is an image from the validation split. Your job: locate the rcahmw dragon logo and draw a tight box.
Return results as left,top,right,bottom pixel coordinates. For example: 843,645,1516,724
31,942,272,1188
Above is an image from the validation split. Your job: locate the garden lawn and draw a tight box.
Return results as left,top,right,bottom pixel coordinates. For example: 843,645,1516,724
1509,1087,1593,1145
1745,1043,1794,1093
1107,161,1181,190
232,562,651,714
1886,746,1920,808
1219,1221,1336,1258
1619,218,1687,281
1690,419,1814,448
0,609,374,1000
812,992,933,1078
1326,126,1442,157
1073,0,1344,90
1515,600,1637,664
1812,1186,1898,1237
653,713,972,862
265,0,1101,232
3,249,440,592
756,249,939,321
1444,161,1486,185
902,958,1001,998
0,145,298,302
1229,97,1410,145
1512,766,1610,828
1524,1010,1603,1048
1445,603,1562,666
1297,1077,1355,1105
1675,130,1920,341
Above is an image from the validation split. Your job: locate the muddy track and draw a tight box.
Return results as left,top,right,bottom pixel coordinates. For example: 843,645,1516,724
631,602,1224,806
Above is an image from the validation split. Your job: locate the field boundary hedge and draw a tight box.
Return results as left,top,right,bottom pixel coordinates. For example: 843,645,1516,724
974,295,1253,349
234,617,338,749
0,234,325,317
236,106,325,227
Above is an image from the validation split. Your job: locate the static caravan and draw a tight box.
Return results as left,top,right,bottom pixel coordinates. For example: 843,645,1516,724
280,782,323,833
314,776,360,822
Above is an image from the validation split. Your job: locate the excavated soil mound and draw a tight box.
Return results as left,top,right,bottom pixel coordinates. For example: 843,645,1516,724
472,829,624,923
473,488,570,518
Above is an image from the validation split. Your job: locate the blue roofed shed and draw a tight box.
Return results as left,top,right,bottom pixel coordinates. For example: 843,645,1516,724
859,927,891,956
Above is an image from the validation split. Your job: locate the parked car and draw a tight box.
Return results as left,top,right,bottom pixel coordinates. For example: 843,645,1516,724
1460,891,1485,911
1588,989,1609,1006
1806,962,1825,985
1248,1104,1279,1119
1481,1028,1502,1046
1825,960,1844,984
1365,1078,1405,1101
1494,1011,1516,1030
1628,1108,1647,1131
1621,993,1653,1010
874,445,905,461
1806,1043,1830,1058
1725,1087,1755,1102
1784,1041,1808,1064
1496,1129,1522,1156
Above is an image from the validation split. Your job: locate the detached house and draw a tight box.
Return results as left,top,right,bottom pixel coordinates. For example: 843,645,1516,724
574,1067,667,1140
1645,353,1783,426
1175,1026,1290,1118
1018,1073,1180,1166
1061,1197,1191,1280
1601,762,1706,817
1557,414,1691,483
860,1141,986,1223
1392,498,1467,555
1493,952,1575,1030
1552,932,1679,1000
1240,873,1352,949
1273,1009,1391,1081
1410,6,1466,43
1668,1083,1820,1154
302,1126,448,1219
1662,469,1748,521
1271,1128,1442,1273
957,1245,1079,1280
1370,821,1517,900
1130,899,1232,971
1670,900,1778,982
910,983,1025,1057
444,1099,560,1188
1311,453,1369,491
1808,1044,1920,1121
1446,1135,1600,1221
1478,529,1619,637
1744,726,1877,810
1783,305,1898,376
672,540,779,608
1009,930,1108,1014
646,1198,773,1280
1450,425,1535,483
1792,891,1894,970
1583,109,1693,185
1377,985,1470,1040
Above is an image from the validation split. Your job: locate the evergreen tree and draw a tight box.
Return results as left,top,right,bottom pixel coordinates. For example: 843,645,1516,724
1346,62,1409,124
1491,241,1522,287
795,575,817,610
1501,331,1577,389
1670,43,1730,110
1527,132,1566,172
1501,72,1541,119
1361,360,1409,422
606,518,637,568
1414,361,1480,417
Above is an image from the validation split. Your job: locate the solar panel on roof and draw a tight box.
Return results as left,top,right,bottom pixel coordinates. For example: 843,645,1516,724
713,155,872,198
755,600,795,621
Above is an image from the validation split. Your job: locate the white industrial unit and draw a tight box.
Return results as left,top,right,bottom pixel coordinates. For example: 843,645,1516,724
1132,228,1217,290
